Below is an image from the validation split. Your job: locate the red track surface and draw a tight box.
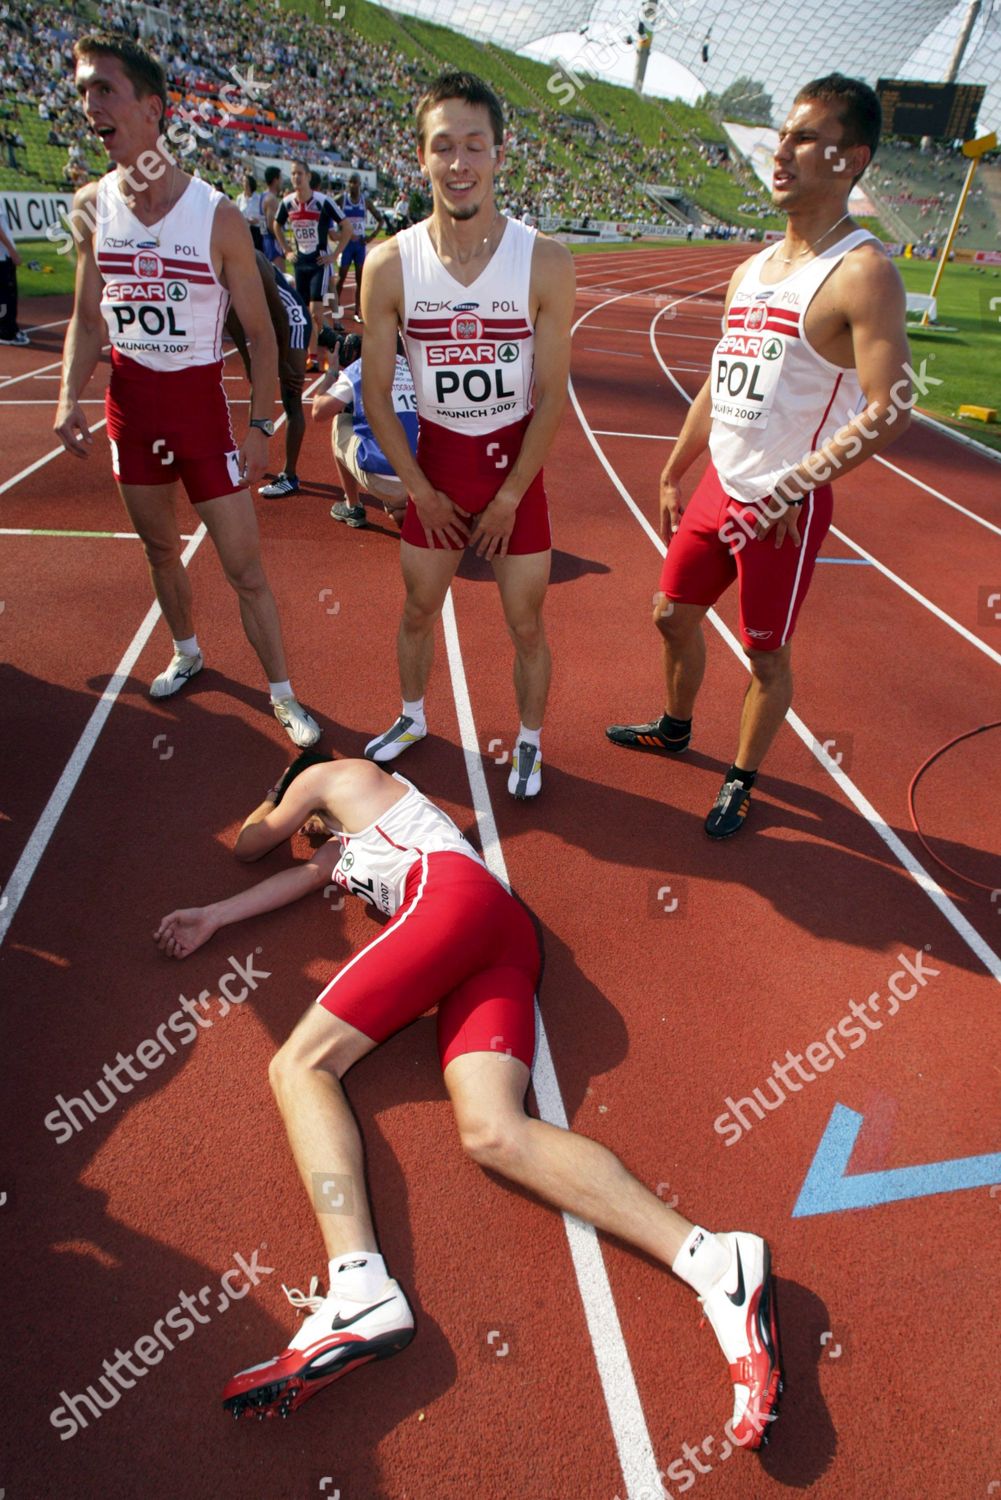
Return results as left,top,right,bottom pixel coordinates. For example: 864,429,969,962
2,248,999,1499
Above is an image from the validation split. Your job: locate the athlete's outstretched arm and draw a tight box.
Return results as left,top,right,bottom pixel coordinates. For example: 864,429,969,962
360,240,466,544
155,843,341,958
216,201,279,486
54,183,103,457
469,236,576,560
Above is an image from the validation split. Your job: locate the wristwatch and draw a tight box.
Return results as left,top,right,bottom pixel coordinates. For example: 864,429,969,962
250,418,276,437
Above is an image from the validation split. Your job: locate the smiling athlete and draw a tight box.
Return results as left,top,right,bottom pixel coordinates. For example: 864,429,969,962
360,72,576,800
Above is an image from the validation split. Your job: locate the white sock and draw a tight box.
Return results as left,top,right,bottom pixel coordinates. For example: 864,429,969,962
328,1250,388,1302
269,679,293,703
671,1225,732,1297
517,723,541,748
173,636,199,657
402,697,425,726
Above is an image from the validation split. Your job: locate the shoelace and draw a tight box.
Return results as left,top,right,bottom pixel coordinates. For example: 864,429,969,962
282,1276,325,1315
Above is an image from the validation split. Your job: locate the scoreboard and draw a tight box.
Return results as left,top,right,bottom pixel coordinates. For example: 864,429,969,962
876,79,985,140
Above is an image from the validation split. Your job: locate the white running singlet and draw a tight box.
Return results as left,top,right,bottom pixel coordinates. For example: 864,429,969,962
95,173,229,372
709,228,877,504
321,775,485,917
399,216,537,436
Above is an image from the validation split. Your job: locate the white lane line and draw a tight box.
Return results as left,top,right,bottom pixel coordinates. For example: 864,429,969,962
0,420,108,498
913,408,1001,467
592,431,678,440
24,316,71,332
644,306,1001,669
0,375,320,948
440,593,663,1500
570,270,1001,984
0,399,105,405
0,529,206,948
0,527,194,539
0,353,77,390
579,346,645,358
872,452,1001,539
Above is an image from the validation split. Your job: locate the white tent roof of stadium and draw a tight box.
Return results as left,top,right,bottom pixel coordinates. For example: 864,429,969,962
392,0,1000,134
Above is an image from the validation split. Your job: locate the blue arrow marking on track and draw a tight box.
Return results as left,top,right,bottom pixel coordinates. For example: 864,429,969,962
792,1103,1001,1217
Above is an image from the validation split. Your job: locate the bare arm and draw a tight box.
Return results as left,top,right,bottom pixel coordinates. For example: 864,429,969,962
468,236,576,561
54,183,103,457
361,239,467,544
216,201,278,484
773,250,912,504
154,846,341,959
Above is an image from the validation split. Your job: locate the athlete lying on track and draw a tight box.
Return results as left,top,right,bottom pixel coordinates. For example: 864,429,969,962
155,753,782,1443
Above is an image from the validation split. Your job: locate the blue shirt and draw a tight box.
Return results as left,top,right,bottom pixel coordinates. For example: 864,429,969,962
333,355,419,476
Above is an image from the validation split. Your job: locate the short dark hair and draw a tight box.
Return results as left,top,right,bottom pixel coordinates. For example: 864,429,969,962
795,73,881,181
244,172,256,191
416,70,504,149
73,33,167,132
264,165,281,185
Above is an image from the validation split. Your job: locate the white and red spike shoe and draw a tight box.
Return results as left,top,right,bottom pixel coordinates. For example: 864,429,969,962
223,1275,415,1421
698,1232,783,1449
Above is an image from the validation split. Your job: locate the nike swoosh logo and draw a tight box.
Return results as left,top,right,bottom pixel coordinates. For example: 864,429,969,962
726,1245,746,1307
330,1295,395,1331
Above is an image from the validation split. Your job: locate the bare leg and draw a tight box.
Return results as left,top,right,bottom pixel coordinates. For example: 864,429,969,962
491,550,552,731
196,489,289,683
445,1052,695,1266
118,481,193,639
734,644,793,770
334,456,361,507
397,541,463,703
655,596,710,720
268,1005,381,1261
308,299,324,360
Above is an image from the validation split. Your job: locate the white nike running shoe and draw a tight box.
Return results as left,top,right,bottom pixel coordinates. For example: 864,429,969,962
149,649,204,699
364,714,427,763
507,740,542,799
272,696,320,748
223,1274,414,1421
698,1231,782,1450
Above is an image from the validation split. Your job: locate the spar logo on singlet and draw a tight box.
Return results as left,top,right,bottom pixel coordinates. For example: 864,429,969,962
106,255,188,342
424,310,518,406
711,302,788,427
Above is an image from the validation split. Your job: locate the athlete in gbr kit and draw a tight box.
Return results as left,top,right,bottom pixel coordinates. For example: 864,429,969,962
609,73,913,839
275,161,352,369
361,71,576,800
55,34,320,748
334,172,385,322
153,752,782,1443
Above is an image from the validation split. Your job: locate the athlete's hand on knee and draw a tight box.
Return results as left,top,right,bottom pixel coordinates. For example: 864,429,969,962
54,399,93,459
469,494,517,560
154,908,217,959
660,477,684,541
238,426,269,487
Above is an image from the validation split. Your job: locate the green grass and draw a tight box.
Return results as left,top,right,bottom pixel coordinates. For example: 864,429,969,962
895,257,1001,453
11,236,77,297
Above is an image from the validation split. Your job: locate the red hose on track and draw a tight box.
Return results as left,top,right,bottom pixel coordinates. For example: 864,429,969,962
908,722,1001,890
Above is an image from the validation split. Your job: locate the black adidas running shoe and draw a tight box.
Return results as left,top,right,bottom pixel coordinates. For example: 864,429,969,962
605,716,691,755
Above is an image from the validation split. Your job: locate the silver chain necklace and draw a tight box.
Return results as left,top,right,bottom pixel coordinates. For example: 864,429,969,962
778,211,852,265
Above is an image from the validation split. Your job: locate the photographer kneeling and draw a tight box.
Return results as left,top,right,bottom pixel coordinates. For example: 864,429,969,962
312,332,418,530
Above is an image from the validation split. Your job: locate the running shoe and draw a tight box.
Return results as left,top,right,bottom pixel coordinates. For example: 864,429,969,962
364,714,426,763
272,695,321,748
698,1231,782,1449
223,1275,414,1421
507,739,542,799
0,331,30,346
605,716,691,755
260,473,300,499
704,778,752,839
331,500,367,528
149,649,204,699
